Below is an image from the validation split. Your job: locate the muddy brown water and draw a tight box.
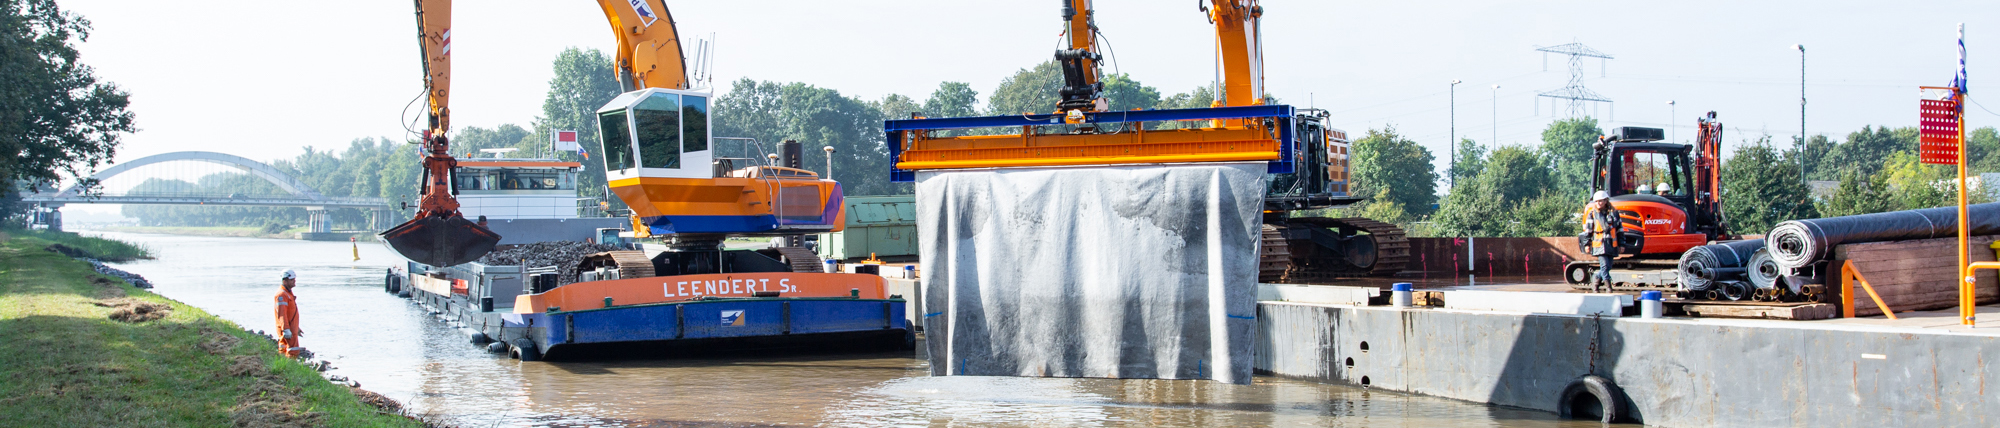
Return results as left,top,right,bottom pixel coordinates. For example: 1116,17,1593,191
90,231,1636,427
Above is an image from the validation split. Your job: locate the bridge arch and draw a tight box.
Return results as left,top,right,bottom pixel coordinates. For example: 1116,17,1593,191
57,151,328,200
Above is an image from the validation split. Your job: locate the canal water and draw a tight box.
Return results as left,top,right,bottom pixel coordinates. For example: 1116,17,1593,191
92,231,1632,427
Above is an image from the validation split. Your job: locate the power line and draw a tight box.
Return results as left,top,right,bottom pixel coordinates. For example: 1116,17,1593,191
1535,42,1615,117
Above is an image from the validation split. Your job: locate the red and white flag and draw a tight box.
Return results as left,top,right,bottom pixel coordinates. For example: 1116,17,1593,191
552,130,582,152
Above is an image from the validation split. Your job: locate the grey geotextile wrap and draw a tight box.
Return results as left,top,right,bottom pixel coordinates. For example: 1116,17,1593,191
916,163,1263,384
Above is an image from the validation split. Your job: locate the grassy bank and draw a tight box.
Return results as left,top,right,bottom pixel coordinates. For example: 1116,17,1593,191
2,228,152,261
0,233,422,427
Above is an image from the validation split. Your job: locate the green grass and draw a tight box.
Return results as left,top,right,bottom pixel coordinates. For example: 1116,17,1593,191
0,233,423,427
2,227,152,261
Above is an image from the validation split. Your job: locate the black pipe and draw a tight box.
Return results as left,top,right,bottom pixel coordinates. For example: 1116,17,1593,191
1767,202,2000,270
1677,239,1764,291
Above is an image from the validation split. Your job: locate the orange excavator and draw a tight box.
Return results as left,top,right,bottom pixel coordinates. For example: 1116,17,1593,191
379,0,500,267
384,0,845,269
1565,112,1731,291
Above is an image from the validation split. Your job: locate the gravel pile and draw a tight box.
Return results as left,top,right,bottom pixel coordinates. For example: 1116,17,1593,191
478,241,627,285
89,259,154,289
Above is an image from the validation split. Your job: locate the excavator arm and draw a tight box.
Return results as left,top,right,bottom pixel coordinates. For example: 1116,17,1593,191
379,0,503,268
1205,0,1266,107
1055,0,1105,116
595,0,688,91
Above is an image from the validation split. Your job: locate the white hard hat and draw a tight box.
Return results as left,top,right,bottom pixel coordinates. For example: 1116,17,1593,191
1592,191,1610,202
282,269,296,280
1657,182,1672,193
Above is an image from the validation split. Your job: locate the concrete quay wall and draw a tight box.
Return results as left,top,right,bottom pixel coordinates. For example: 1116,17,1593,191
1255,302,2000,427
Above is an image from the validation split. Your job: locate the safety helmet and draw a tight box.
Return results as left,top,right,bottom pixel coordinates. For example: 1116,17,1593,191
281,269,296,280
1656,182,1672,194
1592,190,1610,202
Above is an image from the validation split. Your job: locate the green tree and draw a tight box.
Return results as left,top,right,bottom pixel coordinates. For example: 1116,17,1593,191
1967,127,2000,173
1877,150,1962,210
921,81,979,119
1448,138,1487,186
1433,146,1559,237
534,47,621,201
1475,146,1553,202
451,124,532,155
1818,170,1894,217
1538,117,1602,198
1349,126,1438,218
1152,86,1217,130
1,0,135,196
876,94,919,121
985,61,1062,117
1505,194,1579,237
712,78,906,196
1720,137,1817,234
1808,126,1916,182
1101,73,1160,112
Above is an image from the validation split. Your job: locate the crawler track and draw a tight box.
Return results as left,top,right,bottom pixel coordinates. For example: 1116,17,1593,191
1259,217,1409,283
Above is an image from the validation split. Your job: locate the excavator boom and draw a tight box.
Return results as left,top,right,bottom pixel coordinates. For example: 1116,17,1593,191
595,0,688,91
379,0,501,267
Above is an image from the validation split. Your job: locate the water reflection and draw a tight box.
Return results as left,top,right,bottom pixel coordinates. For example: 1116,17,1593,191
91,231,1628,427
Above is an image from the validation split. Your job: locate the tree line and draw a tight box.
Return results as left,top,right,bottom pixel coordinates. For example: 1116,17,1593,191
11,6,1993,238
103,51,1240,229
1341,117,2000,238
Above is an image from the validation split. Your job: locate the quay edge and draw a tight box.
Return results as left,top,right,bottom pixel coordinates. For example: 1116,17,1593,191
1255,301,2000,427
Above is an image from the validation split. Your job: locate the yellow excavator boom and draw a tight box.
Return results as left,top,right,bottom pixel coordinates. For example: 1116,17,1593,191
594,0,688,91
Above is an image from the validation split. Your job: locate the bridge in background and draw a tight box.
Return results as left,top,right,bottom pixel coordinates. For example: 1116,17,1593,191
18,151,396,234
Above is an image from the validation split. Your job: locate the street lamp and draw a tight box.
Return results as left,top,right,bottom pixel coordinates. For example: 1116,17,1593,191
1667,100,1676,142
823,146,837,180
1794,44,1806,181
1491,84,1501,151
1450,79,1462,187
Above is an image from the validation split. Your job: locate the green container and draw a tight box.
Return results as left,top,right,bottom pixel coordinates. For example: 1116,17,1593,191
818,195,918,260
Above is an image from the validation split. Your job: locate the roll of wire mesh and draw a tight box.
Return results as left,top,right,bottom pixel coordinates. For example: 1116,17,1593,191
1766,203,2000,270
1677,239,1764,292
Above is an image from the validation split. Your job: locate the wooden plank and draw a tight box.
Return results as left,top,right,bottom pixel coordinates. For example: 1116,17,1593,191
1413,291,1445,307
1841,256,1963,271
1835,235,2000,318
1683,303,1836,320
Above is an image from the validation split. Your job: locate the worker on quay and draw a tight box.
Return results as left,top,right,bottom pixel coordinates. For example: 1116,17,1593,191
274,269,305,357
1583,191,1621,292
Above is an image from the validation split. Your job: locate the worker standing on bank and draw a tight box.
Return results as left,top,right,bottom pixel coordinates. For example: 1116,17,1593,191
274,270,304,357
1583,191,1621,292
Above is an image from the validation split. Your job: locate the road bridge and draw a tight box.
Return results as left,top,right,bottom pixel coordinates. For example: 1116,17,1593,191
17,151,395,233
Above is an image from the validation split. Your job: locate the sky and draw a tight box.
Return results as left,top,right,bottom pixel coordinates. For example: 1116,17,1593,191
54,0,2000,215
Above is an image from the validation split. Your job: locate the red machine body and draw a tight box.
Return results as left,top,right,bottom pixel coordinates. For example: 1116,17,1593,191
1584,113,1729,258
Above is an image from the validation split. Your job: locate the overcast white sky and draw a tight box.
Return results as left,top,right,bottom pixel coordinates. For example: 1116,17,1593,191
54,0,2000,216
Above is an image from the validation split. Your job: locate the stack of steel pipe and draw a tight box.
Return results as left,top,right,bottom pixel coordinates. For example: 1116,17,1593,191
1765,202,2000,271
1677,239,1764,293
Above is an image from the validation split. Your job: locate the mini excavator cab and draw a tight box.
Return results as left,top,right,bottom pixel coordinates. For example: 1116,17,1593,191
1586,126,1723,257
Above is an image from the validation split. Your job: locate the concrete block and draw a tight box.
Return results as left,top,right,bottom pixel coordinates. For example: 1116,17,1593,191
1442,290,1631,316
884,278,922,327
1256,283,1378,306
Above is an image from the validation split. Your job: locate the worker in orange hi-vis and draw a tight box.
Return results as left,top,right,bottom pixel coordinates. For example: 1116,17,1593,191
274,269,305,357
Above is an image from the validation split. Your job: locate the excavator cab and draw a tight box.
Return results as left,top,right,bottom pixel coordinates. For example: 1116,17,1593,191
594,87,844,241
1586,127,1721,257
